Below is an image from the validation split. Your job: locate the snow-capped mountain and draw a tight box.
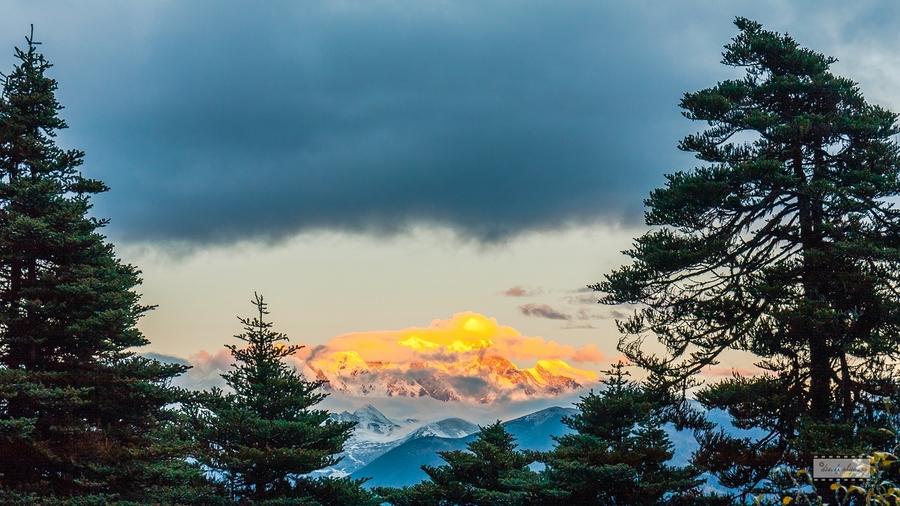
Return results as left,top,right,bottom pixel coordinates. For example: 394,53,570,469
315,405,479,478
405,418,478,440
349,405,754,488
304,353,596,403
317,403,759,492
332,404,401,436
352,406,577,487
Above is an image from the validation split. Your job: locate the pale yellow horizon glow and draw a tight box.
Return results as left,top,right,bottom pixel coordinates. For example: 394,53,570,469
122,223,757,380
123,224,631,363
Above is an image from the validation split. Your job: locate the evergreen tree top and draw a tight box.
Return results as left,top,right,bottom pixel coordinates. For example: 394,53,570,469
227,292,304,362
562,361,664,445
1,26,106,195
218,293,329,421
189,294,356,502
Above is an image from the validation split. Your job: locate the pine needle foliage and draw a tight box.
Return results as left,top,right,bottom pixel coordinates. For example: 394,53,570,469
596,17,900,497
379,421,554,505
189,293,367,504
541,362,721,505
0,28,208,504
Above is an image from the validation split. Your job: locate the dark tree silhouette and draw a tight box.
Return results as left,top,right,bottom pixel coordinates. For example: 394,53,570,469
0,28,208,503
597,17,900,497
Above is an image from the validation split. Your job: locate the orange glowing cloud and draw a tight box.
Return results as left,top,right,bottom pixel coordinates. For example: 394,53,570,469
292,312,602,403
301,312,603,365
177,312,604,404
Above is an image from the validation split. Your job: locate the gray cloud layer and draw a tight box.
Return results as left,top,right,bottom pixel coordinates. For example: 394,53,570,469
3,1,898,245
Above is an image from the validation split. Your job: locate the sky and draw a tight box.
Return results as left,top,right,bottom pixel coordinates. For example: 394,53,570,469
4,0,900,421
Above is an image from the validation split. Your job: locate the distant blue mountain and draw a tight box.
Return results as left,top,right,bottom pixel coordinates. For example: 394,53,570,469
352,403,760,489
353,406,576,488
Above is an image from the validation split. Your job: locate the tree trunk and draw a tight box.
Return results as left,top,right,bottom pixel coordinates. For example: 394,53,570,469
808,329,831,420
839,353,853,421
794,145,831,421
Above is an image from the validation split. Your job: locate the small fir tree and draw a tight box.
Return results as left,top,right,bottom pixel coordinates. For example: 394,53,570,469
540,362,721,505
379,422,555,506
0,28,208,503
189,293,369,504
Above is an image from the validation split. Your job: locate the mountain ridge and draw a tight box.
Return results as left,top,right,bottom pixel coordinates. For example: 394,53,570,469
305,353,596,403
352,406,577,487
315,404,482,478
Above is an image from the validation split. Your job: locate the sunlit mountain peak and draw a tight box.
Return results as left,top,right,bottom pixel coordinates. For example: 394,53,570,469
298,312,603,404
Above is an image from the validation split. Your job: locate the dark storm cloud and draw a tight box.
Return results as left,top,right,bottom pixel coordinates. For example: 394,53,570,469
2,1,897,246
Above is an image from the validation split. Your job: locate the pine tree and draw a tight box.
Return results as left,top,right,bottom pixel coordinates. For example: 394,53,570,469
0,28,208,503
596,17,900,497
188,293,370,504
379,421,555,506
540,362,717,505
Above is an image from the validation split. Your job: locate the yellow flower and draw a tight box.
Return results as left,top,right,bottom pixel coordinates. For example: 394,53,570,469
847,485,865,495
830,483,841,491
871,451,899,471
782,497,793,505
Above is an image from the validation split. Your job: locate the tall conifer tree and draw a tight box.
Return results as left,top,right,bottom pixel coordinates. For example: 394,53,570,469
189,294,368,504
0,29,205,503
597,18,900,496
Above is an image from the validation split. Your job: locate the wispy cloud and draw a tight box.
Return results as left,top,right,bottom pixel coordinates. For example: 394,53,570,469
565,293,598,305
518,303,571,321
501,285,541,297
561,323,594,330
574,307,605,321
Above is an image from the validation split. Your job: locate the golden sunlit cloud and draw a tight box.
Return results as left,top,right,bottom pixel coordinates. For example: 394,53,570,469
298,312,603,364
291,312,602,404
179,312,605,404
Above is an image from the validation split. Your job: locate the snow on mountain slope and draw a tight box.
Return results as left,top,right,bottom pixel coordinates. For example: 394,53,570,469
353,406,578,487
332,404,401,438
307,354,595,403
348,404,764,491
404,418,479,440
296,313,601,403
313,405,479,478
